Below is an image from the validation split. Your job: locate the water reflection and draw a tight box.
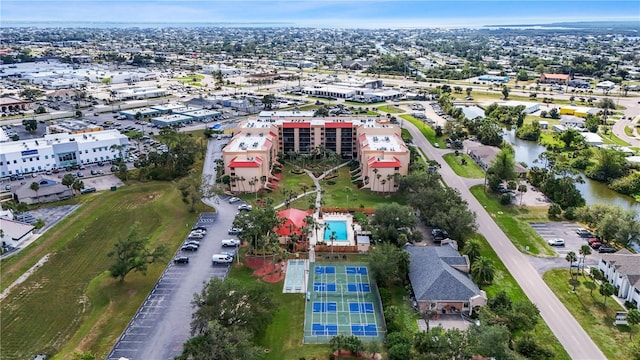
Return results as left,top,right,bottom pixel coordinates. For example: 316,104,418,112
503,129,640,211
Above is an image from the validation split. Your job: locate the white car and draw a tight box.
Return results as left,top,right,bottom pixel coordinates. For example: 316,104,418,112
238,204,253,211
221,239,241,247
547,238,565,247
228,197,241,204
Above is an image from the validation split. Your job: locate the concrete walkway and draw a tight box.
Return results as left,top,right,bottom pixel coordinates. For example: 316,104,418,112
403,120,606,360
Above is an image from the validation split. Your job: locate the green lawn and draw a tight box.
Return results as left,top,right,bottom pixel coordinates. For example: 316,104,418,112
230,254,331,360
470,234,570,359
0,182,204,359
320,166,405,208
442,153,484,178
401,128,413,142
599,130,631,146
174,74,205,86
469,185,555,256
400,114,447,148
377,105,405,114
625,126,635,137
543,269,632,359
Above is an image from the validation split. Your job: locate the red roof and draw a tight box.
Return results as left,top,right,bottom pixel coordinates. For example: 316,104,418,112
228,156,263,168
325,122,354,129
368,156,401,168
282,122,310,128
542,73,570,79
276,208,311,236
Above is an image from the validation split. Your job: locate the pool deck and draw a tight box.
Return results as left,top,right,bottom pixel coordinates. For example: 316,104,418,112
310,212,360,247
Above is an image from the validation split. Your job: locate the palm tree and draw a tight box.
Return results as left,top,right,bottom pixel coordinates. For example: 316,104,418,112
579,245,592,276
30,182,40,201
517,183,527,206
386,174,393,194
598,98,615,125
462,239,481,263
471,256,495,286
380,179,386,195
376,173,382,192
372,168,379,189
566,251,578,279
329,231,337,255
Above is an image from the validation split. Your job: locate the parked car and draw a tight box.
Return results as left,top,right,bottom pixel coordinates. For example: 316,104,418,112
228,197,240,203
598,246,617,253
587,237,601,245
185,240,201,247
576,228,594,237
238,204,253,211
212,254,233,264
221,239,241,247
76,171,84,178
173,256,189,264
547,238,565,246
227,228,242,235
80,187,96,194
590,241,602,249
431,228,449,241
192,226,207,231
188,232,204,239
181,244,199,252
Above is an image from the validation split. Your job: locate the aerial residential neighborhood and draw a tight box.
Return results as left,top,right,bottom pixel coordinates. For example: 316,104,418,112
1,1,640,360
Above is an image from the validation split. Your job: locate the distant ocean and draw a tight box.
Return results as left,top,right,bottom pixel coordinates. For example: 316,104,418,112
2,21,295,28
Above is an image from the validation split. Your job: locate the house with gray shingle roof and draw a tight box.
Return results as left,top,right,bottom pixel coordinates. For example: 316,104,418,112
598,249,640,310
404,243,487,315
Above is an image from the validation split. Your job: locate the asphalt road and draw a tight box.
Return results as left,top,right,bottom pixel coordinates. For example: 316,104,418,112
403,120,607,360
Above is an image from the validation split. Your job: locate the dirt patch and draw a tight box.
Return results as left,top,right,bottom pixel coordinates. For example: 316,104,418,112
245,257,271,269
253,264,276,276
263,272,285,283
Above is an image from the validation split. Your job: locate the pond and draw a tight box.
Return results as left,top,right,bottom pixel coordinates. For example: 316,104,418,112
503,129,640,212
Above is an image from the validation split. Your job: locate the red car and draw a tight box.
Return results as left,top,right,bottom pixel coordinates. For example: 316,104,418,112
587,237,600,245
590,241,602,249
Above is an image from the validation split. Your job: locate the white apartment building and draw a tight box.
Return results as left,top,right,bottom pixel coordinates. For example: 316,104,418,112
0,130,129,177
598,249,640,310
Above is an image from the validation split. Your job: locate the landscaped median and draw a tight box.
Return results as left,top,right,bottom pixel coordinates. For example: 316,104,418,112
543,269,634,359
469,185,555,256
442,153,485,178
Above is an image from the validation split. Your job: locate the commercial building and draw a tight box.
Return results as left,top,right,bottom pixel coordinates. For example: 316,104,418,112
47,120,104,135
113,87,167,100
0,129,129,178
222,115,409,193
0,97,31,114
540,73,570,85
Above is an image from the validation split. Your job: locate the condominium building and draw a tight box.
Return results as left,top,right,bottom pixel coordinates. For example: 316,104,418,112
222,113,409,193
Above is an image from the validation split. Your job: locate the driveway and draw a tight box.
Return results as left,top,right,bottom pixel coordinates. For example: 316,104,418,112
403,120,606,359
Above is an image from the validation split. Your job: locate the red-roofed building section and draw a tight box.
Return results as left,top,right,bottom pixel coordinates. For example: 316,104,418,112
368,156,401,168
325,122,353,128
228,156,263,168
282,122,311,128
540,73,570,85
276,209,311,241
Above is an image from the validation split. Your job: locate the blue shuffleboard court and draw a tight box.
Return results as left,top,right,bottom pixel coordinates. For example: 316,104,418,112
313,302,338,313
349,302,374,313
315,266,336,274
351,324,378,336
346,266,368,275
313,282,337,292
312,323,338,336
347,283,371,293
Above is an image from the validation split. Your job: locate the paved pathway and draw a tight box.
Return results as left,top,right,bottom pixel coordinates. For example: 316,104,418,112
403,120,606,360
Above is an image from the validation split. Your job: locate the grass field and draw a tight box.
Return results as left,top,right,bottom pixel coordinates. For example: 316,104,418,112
399,114,447,148
377,105,405,114
0,182,204,359
470,233,570,359
543,269,631,359
174,74,205,86
599,130,631,146
320,166,405,208
469,185,555,256
442,153,484,178
625,126,635,137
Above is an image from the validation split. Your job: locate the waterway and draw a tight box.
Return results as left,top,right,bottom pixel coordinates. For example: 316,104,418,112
503,129,640,212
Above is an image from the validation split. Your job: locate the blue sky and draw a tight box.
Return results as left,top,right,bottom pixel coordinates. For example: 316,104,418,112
3,1,639,28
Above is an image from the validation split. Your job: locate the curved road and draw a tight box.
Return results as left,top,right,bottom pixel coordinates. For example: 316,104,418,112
403,120,607,360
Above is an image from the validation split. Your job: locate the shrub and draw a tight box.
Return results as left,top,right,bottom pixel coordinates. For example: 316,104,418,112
548,203,562,218
563,207,577,220
326,180,336,185
500,193,512,205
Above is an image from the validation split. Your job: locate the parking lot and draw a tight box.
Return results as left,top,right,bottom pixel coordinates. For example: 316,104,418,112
107,203,241,359
529,221,603,262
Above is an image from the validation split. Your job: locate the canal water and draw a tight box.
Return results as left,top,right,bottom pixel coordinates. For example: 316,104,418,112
503,129,640,212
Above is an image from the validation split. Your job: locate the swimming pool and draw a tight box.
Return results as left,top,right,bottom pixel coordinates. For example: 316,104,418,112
324,220,348,241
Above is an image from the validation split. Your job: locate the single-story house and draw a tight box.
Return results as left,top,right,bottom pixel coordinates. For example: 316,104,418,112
405,243,487,315
581,132,603,146
464,141,528,176
560,115,585,128
0,218,35,243
596,81,616,91
598,249,640,310
13,177,73,205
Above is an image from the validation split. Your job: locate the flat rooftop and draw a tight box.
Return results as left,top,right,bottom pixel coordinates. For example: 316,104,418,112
226,133,273,152
2,129,127,153
364,133,403,152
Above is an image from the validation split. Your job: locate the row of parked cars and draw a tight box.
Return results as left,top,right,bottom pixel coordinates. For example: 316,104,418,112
576,228,616,253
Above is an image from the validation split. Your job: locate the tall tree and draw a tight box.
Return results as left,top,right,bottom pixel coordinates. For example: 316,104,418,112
471,256,495,286
107,224,169,282
598,98,616,124
488,149,516,181
176,320,261,360
599,282,616,308
30,182,40,200
62,173,75,189
566,251,578,279
578,245,592,275
368,242,409,288
501,86,509,100
627,309,640,340
462,238,481,263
